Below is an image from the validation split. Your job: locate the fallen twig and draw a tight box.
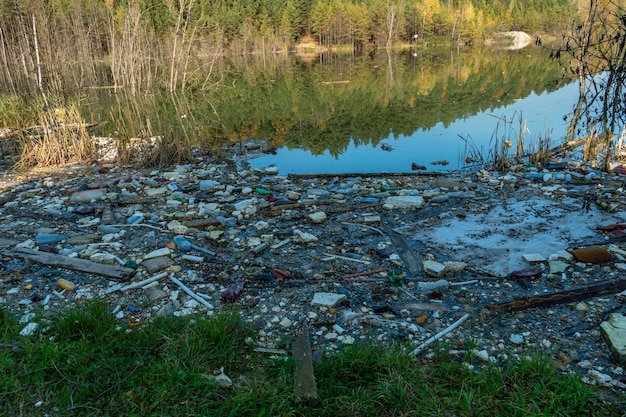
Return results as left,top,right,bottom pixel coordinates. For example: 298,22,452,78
170,276,214,310
107,223,166,232
322,252,371,264
342,268,387,279
341,222,385,236
411,313,471,355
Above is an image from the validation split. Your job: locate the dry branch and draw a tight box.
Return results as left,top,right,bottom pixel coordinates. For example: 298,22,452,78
488,279,626,312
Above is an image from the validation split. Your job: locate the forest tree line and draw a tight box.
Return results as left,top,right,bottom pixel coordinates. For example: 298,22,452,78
1,0,581,52
0,0,619,94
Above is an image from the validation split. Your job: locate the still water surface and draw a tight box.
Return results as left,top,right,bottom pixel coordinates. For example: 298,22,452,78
244,48,577,174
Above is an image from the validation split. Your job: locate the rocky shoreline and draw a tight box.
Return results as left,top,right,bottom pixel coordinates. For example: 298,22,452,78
1,155,626,392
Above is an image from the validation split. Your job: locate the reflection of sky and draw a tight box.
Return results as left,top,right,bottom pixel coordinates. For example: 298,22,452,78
248,82,579,174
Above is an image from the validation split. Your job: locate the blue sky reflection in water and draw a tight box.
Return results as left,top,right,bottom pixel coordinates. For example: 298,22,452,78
248,81,578,175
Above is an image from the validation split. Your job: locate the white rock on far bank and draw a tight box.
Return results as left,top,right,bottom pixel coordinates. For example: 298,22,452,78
311,292,347,307
383,195,424,210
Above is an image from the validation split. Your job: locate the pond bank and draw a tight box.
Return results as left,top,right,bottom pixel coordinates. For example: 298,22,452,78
1,153,626,392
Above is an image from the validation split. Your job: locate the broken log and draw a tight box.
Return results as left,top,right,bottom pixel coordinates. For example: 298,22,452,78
488,279,626,312
9,248,135,280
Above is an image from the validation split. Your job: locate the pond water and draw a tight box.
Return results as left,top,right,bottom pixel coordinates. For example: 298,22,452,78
239,47,578,174
83,45,577,175
248,83,577,174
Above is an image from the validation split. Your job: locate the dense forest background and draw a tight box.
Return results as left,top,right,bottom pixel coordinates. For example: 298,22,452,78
0,0,586,94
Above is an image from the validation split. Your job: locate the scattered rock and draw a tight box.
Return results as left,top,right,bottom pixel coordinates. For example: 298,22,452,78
600,313,626,365
311,293,346,307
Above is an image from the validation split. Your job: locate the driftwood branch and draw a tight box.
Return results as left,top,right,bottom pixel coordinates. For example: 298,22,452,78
488,279,626,312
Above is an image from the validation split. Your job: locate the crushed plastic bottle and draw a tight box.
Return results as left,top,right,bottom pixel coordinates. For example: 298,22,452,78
173,235,192,252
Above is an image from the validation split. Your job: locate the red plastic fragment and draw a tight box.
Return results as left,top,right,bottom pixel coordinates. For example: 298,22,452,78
610,229,626,238
271,268,291,279
597,223,626,232
510,266,543,280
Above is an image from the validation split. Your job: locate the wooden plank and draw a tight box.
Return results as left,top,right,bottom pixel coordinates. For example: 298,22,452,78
10,248,135,280
292,326,318,400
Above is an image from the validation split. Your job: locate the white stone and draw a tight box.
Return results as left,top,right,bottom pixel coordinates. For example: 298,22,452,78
308,211,327,224
69,189,105,203
311,292,347,307
144,186,168,196
339,335,356,344
285,191,301,201
279,317,293,328
548,260,569,274
522,253,546,263
424,260,446,277
89,252,118,265
167,220,188,234
144,248,171,259
575,302,589,313
293,229,318,243
19,322,38,336
473,349,490,362
384,195,424,210
601,313,626,364
588,369,613,386
554,250,575,262
254,221,270,231
509,333,524,344
325,332,338,340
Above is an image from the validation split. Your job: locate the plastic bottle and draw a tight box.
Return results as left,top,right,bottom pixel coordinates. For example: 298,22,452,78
126,213,145,224
173,235,192,252
56,278,76,292
35,233,65,245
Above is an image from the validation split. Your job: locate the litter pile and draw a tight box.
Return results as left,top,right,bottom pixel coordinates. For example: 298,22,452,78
1,157,626,389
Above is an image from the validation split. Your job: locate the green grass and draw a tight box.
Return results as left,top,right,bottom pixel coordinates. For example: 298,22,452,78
0,300,623,416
